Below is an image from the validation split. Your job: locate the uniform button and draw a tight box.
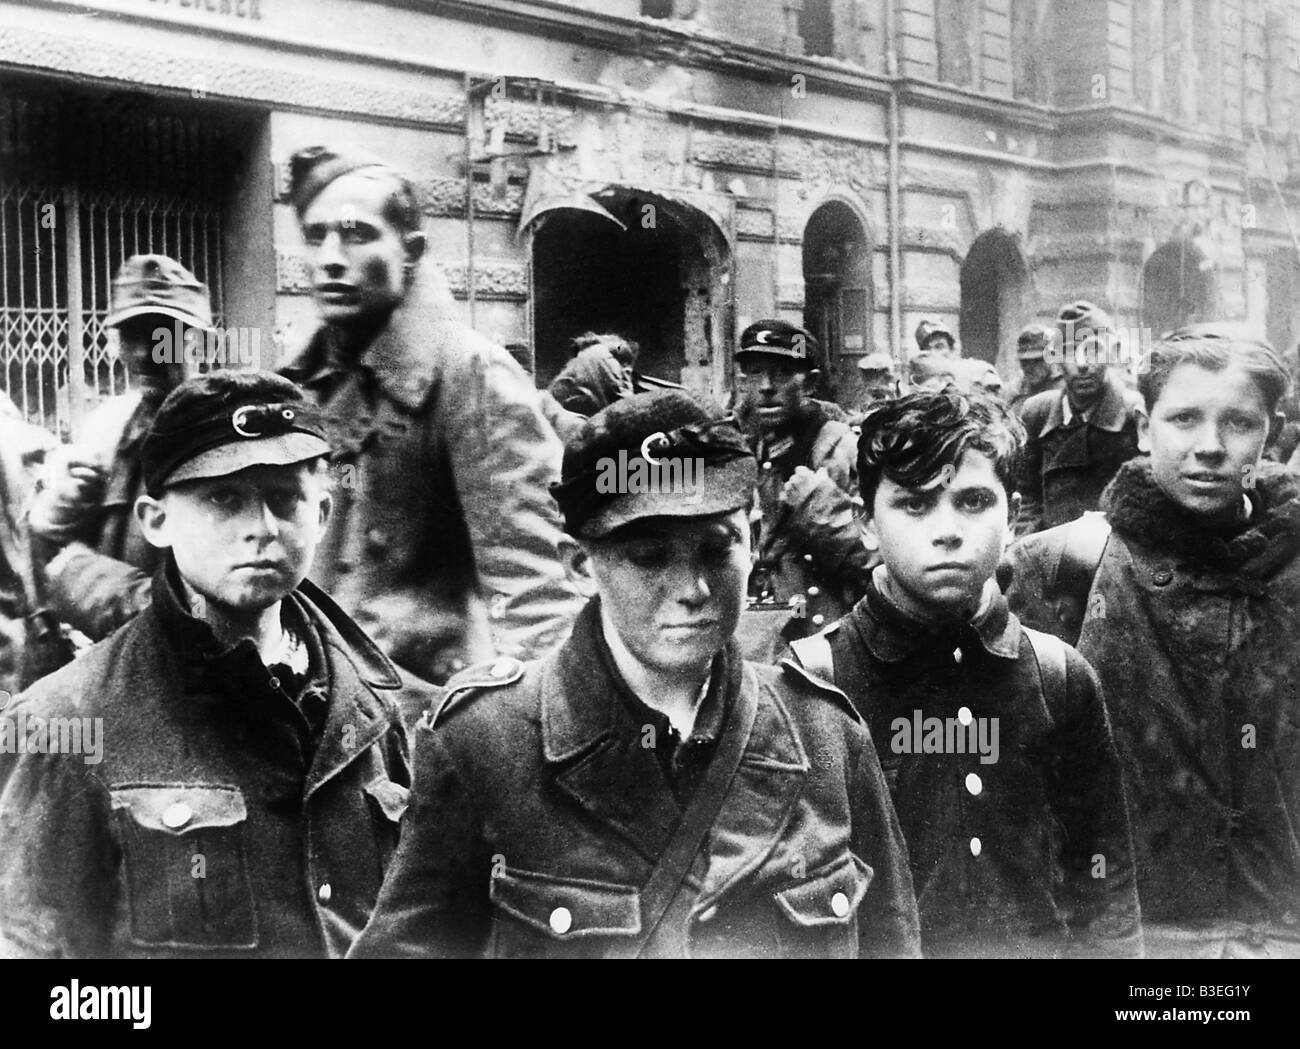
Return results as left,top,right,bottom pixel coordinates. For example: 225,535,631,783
957,706,973,726
811,614,825,626
268,676,281,691
762,461,773,471
965,772,983,796
952,647,963,664
549,906,572,934
450,659,466,673
970,837,982,857
802,553,814,563
317,882,333,905
806,586,820,597
697,904,718,924
830,891,851,918
490,658,514,678
1153,569,1173,586
162,802,193,829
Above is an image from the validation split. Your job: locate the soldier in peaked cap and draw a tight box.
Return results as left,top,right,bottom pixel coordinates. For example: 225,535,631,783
1009,322,1064,417
28,255,215,655
731,320,874,661
1015,300,1143,534
914,317,959,358
350,389,920,960
0,370,411,958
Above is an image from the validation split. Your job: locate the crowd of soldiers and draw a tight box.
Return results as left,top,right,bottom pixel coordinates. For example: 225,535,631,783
1,144,1298,960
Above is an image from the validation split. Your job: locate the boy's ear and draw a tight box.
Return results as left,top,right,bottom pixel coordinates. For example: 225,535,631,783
860,514,881,552
560,536,600,599
1136,404,1152,453
1005,491,1023,545
135,494,172,550
1269,410,1286,446
401,230,427,266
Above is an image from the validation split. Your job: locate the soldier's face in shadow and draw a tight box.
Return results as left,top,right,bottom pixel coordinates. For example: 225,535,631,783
567,509,751,678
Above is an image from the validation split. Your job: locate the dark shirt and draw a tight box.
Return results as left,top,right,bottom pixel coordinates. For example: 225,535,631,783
593,617,730,807
818,577,1142,957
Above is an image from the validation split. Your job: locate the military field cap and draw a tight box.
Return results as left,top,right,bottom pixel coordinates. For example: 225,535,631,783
288,144,395,216
857,352,895,375
142,370,332,496
106,255,214,332
915,317,955,348
552,389,758,539
1056,299,1114,335
1016,322,1057,360
736,320,820,369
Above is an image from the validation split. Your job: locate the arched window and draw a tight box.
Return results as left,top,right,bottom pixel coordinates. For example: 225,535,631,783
802,201,871,400
959,230,1029,375
1141,240,1215,337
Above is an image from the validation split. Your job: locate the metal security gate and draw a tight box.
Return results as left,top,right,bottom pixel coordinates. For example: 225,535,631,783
0,82,232,439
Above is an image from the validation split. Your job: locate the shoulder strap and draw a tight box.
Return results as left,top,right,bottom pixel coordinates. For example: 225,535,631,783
1053,511,1112,599
788,630,836,686
1024,628,1068,700
606,668,761,959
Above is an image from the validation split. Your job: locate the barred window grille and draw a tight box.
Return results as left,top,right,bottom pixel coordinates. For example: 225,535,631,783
0,83,235,440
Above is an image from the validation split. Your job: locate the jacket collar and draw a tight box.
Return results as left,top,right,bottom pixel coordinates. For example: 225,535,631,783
282,261,461,413
1102,457,1300,577
152,555,403,693
849,569,1021,663
539,599,803,870
1038,371,1131,437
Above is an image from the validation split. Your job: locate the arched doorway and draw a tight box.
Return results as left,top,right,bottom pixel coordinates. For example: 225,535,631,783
802,200,871,402
528,187,729,394
959,229,1029,373
1141,239,1215,337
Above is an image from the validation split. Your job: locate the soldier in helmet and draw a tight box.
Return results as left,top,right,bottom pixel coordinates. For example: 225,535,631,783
350,389,920,959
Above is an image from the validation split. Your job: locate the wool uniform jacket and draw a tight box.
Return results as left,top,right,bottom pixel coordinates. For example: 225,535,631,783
349,598,922,959
281,264,583,691
0,561,411,958
788,579,1143,958
1073,460,1300,957
1016,372,1143,535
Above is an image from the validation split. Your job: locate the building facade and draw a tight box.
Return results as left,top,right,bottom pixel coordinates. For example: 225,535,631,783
2,0,1298,434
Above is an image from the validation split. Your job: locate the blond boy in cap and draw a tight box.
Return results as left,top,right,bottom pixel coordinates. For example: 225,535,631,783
0,371,410,958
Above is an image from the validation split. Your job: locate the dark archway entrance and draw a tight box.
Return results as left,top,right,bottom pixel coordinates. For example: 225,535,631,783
959,229,1029,373
802,200,871,402
529,188,728,392
1141,240,1214,338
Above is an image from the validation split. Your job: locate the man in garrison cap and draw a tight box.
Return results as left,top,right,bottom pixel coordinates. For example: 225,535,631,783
731,320,875,662
1008,322,1064,418
350,388,920,959
279,145,581,709
1015,300,1143,535
28,254,214,658
0,371,410,958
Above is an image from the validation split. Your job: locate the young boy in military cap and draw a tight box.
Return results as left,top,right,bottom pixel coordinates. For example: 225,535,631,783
350,388,920,959
788,389,1142,958
0,371,410,958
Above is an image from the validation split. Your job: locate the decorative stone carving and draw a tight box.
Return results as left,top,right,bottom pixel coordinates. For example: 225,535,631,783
443,262,529,301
